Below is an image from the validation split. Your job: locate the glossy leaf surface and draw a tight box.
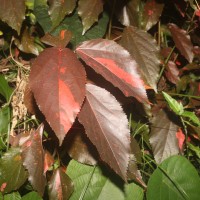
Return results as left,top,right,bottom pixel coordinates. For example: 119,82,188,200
21,125,46,196
30,47,86,144
0,148,28,193
147,155,200,200
120,26,161,91
0,0,25,34
76,39,148,103
150,109,179,164
78,0,103,34
67,160,125,200
48,168,74,200
78,84,130,181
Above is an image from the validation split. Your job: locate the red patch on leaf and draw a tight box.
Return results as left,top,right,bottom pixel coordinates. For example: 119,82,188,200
0,182,7,192
148,10,154,16
176,128,185,151
95,57,144,89
195,9,200,17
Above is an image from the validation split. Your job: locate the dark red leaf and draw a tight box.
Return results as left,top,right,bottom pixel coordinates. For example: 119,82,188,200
41,30,72,48
76,39,148,103
30,47,86,144
165,61,180,85
78,83,130,181
21,124,46,196
63,123,98,165
48,168,73,200
168,23,194,63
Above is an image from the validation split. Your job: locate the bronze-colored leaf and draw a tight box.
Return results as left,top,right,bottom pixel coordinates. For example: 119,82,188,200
120,26,161,91
150,109,179,164
0,0,25,34
48,168,74,200
78,0,104,34
63,123,98,165
168,23,194,63
41,30,72,48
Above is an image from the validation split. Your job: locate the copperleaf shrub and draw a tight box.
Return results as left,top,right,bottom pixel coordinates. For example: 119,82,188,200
0,0,200,199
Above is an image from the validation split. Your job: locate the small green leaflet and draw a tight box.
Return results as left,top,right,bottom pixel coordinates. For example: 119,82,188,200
182,111,200,126
162,92,184,115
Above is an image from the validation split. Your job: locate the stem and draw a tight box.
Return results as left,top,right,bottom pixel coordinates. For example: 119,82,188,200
6,106,11,150
108,0,116,39
167,92,200,99
158,46,175,82
79,165,96,200
180,116,189,158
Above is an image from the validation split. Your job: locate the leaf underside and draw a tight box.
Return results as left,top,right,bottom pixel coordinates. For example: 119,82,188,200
78,83,130,181
29,47,86,144
76,38,148,103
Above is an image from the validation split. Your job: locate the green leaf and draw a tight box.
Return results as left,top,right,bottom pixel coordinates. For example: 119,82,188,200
49,0,76,29
52,11,109,49
67,160,125,200
33,0,52,33
147,155,200,200
124,182,144,200
0,0,26,34
162,92,184,115
0,106,10,135
181,110,200,126
78,0,104,34
4,192,21,200
188,143,200,159
0,148,28,193
0,193,2,200
21,192,42,200
0,75,13,102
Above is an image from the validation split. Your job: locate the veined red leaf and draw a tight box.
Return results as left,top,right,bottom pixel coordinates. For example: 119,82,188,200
78,83,130,181
78,0,104,35
21,125,46,196
120,26,161,92
168,23,194,63
76,39,148,103
150,109,179,164
0,0,25,34
48,168,73,200
29,47,86,144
